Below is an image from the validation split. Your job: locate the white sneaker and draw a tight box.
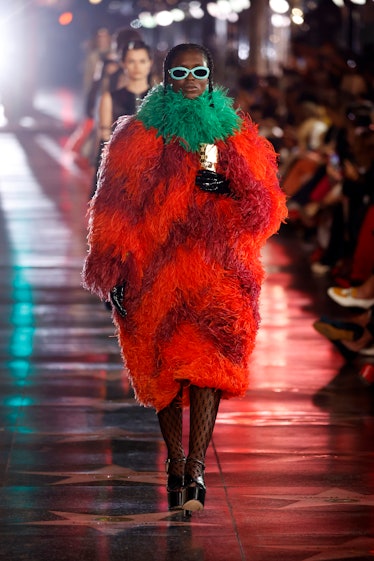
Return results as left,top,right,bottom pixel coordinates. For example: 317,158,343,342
359,346,374,356
327,287,374,309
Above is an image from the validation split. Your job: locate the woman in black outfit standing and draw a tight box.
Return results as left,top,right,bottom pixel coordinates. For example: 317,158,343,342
91,41,153,197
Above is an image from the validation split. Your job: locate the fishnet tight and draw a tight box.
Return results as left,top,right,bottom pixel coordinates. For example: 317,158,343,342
157,385,221,480
187,385,221,480
157,391,185,478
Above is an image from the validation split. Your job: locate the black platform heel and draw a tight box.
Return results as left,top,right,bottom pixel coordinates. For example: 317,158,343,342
183,458,206,513
165,458,186,510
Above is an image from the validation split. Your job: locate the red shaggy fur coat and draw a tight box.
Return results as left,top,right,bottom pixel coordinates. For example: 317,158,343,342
82,115,287,411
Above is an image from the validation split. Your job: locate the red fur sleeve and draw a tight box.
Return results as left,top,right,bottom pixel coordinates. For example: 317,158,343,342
82,118,163,299
219,115,288,245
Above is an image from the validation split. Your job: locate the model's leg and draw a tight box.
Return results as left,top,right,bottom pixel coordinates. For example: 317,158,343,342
184,385,221,511
157,391,185,509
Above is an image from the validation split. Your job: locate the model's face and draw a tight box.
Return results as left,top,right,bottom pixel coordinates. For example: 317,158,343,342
168,50,209,99
123,49,152,81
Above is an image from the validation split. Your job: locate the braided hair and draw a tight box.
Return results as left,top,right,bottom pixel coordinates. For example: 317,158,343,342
163,43,214,94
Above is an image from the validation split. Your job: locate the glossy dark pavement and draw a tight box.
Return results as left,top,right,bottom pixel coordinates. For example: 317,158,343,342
1,93,374,561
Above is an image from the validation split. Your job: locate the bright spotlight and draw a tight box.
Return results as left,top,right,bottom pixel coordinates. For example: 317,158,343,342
139,11,157,28
189,5,205,18
155,10,174,26
207,2,219,17
269,0,289,14
171,8,185,21
291,8,304,25
271,13,290,27
217,0,232,14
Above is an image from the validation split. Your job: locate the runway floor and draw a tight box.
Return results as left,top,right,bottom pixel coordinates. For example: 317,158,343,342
1,91,374,561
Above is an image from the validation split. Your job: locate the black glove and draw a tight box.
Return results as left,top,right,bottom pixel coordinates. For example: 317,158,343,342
195,169,231,195
110,283,127,318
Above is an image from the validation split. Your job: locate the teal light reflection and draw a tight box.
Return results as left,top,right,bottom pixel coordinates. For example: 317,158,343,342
15,426,35,434
10,269,35,359
10,327,34,357
11,302,34,326
3,137,38,436
7,360,30,388
7,360,30,379
8,269,35,431
4,396,35,407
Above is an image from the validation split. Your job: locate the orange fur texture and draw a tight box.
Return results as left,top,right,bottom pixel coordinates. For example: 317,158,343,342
82,115,287,411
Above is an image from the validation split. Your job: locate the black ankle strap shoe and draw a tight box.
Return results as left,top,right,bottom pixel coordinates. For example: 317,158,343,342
183,459,206,513
165,458,186,510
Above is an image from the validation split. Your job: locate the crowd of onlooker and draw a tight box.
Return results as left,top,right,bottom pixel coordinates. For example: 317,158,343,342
231,42,372,275
229,39,374,366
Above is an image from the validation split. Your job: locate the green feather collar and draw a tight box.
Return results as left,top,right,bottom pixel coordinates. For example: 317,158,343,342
136,85,241,152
